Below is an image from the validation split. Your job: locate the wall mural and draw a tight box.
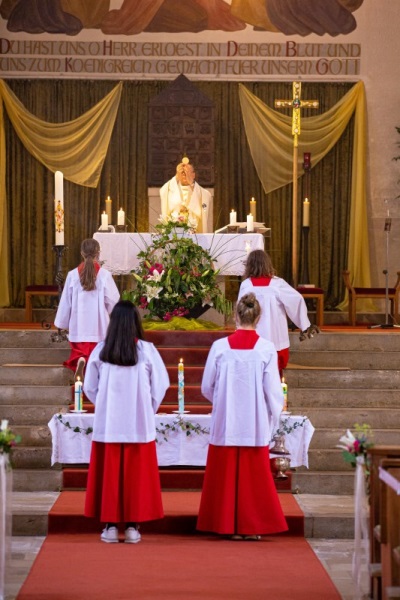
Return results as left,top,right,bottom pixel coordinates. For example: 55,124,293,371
0,0,364,37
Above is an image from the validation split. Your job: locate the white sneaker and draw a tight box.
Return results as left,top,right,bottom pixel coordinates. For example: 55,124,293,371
74,357,86,383
100,526,119,543
125,527,141,544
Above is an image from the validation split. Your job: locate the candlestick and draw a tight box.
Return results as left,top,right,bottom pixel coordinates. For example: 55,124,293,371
117,207,125,226
303,198,310,227
74,377,83,411
54,171,64,245
230,209,237,225
281,378,288,412
178,358,184,413
249,197,256,220
105,196,112,224
101,211,108,231
246,213,254,232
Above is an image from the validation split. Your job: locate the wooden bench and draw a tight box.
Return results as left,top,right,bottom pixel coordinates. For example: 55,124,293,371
368,447,400,600
343,270,400,326
25,285,59,323
379,460,400,599
296,286,324,327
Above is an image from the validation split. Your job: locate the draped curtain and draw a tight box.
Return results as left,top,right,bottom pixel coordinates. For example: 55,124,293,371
0,79,358,309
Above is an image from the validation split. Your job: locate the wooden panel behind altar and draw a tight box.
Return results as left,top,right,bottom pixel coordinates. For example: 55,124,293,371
148,74,215,186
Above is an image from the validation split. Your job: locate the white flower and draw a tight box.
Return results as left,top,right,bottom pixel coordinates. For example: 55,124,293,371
336,429,356,450
145,285,163,300
148,269,164,283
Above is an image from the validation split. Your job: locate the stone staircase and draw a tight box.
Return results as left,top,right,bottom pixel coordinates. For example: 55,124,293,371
1,326,399,499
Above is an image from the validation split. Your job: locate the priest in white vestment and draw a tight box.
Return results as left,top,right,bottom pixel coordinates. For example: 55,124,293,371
159,160,210,232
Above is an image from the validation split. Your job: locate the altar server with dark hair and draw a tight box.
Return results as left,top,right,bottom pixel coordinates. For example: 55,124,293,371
238,249,311,375
54,238,120,381
84,300,169,544
197,293,288,540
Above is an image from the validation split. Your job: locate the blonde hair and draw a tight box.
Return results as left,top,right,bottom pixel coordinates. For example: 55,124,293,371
236,293,261,327
244,249,276,279
79,239,100,291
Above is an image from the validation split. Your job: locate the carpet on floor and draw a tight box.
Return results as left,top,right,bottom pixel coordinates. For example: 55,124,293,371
48,490,304,537
17,533,341,600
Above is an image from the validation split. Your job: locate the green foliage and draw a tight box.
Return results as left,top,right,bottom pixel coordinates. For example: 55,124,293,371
0,422,22,454
122,221,232,321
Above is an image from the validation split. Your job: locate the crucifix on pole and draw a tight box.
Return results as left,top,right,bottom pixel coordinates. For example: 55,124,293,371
274,82,319,288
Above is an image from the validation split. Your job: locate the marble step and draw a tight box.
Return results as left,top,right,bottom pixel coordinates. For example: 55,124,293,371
0,385,71,404
289,407,400,429
289,350,400,369
0,330,69,348
289,331,400,352
287,388,400,408
0,347,69,364
0,365,72,386
292,472,354,496
0,405,68,426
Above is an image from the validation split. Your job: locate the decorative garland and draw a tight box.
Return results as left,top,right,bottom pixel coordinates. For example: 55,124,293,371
56,414,93,435
156,417,210,443
55,413,209,443
274,417,308,438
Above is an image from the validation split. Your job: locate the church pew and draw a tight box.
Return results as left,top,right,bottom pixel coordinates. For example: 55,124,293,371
367,447,400,600
378,461,400,600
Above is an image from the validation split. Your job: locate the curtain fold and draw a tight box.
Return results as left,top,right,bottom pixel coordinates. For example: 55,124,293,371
0,80,122,188
238,81,370,298
0,96,9,307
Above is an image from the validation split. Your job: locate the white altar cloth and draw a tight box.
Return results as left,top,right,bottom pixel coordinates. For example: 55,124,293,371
93,232,265,276
48,413,314,468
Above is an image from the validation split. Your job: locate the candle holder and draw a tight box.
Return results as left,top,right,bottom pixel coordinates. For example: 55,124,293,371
299,226,310,285
116,225,128,232
53,244,68,293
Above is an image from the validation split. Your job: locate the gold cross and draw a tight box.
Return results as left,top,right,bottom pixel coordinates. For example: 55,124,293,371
274,82,319,287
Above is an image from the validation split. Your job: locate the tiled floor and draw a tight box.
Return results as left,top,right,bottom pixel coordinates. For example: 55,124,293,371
3,493,369,600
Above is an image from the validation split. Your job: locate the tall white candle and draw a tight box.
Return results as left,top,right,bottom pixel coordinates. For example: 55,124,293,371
0,419,8,431
74,377,83,412
230,209,237,225
246,213,254,232
249,197,256,220
54,171,64,245
101,211,108,231
117,208,125,226
303,198,310,227
105,196,112,223
281,378,288,412
178,358,184,413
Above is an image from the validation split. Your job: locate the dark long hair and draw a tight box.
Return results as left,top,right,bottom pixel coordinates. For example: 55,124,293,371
99,300,145,366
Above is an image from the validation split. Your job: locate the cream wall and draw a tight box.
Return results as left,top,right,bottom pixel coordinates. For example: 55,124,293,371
1,0,399,285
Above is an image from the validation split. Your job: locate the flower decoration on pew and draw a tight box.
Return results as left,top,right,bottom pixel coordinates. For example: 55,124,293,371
337,423,374,473
0,419,21,455
122,220,232,322
156,417,210,443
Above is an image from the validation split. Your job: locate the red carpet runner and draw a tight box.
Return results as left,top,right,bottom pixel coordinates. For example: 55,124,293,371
17,491,341,599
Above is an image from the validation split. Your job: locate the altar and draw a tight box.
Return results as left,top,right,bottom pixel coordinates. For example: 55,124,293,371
48,413,314,468
93,232,265,276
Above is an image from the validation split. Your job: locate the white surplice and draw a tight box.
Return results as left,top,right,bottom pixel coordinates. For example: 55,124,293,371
160,176,210,233
238,277,311,351
54,267,120,342
83,340,170,443
201,336,283,447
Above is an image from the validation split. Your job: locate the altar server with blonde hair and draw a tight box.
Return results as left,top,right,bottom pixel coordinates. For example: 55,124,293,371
197,293,288,539
84,300,169,543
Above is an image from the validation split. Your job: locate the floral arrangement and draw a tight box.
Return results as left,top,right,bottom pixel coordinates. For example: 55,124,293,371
0,419,21,455
337,423,374,471
122,219,232,321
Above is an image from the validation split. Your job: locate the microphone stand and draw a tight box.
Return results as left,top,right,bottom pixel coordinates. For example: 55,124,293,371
369,216,400,329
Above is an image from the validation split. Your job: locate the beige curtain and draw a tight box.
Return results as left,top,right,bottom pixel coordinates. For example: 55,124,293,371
0,80,122,306
239,81,370,305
